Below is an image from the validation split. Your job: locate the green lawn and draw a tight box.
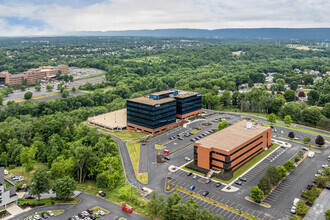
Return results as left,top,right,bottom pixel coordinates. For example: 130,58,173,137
8,163,48,185
307,148,321,153
263,123,330,138
5,180,13,188
76,181,148,217
176,187,258,220
99,129,148,141
155,144,166,149
18,198,80,206
126,141,148,184
191,129,200,134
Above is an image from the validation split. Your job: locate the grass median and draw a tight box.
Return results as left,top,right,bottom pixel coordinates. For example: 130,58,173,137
18,198,80,206
3,92,61,105
99,129,148,141
263,123,330,138
126,140,148,184
176,186,258,220
276,136,327,148
155,144,166,149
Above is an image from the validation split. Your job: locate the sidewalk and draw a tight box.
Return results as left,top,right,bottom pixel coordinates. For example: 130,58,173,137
2,204,30,220
304,189,330,220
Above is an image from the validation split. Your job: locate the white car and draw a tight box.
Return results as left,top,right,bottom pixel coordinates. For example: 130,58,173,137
185,157,191,161
315,174,320,177
293,137,299,140
281,130,284,134
290,206,296,214
34,215,41,220
193,174,197,179
293,198,300,206
322,165,328,168
97,210,105,216
47,211,54,216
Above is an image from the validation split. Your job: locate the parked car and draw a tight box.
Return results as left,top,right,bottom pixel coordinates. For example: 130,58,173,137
47,211,55,216
164,156,170,160
187,172,192,176
325,184,330,190
185,133,190,137
317,169,323,174
73,216,80,220
302,147,308,151
86,209,93,214
98,191,106,197
178,137,183,140
290,206,296,214
189,185,195,191
202,191,209,196
235,181,242,185
322,165,328,168
281,145,287,149
190,138,195,142
205,179,211,184
307,184,313,190
239,177,247,182
26,195,36,199
69,217,75,220
193,175,197,179
195,137,200,140
34,215,41,220
89,214,96,220
97,210,105,216
215,183,222,187
293,198,300,206
185,157,191,161
41,212,48,219
308,152,315,158
293,137,299,140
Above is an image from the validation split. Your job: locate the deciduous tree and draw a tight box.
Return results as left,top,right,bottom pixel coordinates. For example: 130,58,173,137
31,169,51,200
55,176,77,199
251,186,264,202
283,160,296,171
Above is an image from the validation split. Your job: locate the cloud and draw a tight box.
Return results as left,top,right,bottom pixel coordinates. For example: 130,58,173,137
0,0,329,36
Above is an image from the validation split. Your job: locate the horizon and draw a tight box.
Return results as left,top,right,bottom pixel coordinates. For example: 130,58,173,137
0,0,329,36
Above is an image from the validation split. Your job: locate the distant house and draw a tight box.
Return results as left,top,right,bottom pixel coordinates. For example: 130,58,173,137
265,75,274,83
231,51,246,56
0,167,18,211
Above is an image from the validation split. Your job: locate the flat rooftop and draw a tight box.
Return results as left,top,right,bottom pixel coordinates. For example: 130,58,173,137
175,90,199,98
150,91,173,96
87,109,127,129
197,120,270,152
129,96,175,106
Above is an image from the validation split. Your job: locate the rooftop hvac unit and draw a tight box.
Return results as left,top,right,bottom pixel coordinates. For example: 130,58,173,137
246,122,253,129
169,94,174,98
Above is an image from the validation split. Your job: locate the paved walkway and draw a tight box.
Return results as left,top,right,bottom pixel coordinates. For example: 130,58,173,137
138,143,148,173
3,204,28,220
304,189,330,220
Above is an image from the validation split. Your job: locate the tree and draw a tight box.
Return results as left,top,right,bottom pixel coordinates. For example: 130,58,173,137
147,192,166,219
219,90,231,106
55,176,77,199
46,84,54,91
276,166,288,178
301,107,322,126
314,175,328,187
294,156,300,163
50,156,75,179
62,90,69,98
248,80,254,88
71,143,93,184
290,81,298,91
20,85,26,91
298,150,304,159
302,185,321,205
315,135,325,146
284,115,292,126
284,90,296,102
96,172,108,188
258,176,271,195
217,120,229,131
31,170,51,200
0,152,9,167
20,146,38,173
267,113,276,124
296,201,309,215
35,85,41,91
265,166,282,186
72,87,76,93
325,209,330,220
250,186,264,202
322,103,330,118
283,160,296,171
303,137,311,145
298,91,306,98
24,91,33,100
307,90,320,105
288,131,295,139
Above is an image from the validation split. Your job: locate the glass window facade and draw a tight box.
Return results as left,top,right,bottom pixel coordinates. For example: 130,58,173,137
175,94,202,115
127,100,177,129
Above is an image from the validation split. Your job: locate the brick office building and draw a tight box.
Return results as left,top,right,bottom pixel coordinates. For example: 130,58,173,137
0,65,69,85
127,90,202,135
194,121,271,172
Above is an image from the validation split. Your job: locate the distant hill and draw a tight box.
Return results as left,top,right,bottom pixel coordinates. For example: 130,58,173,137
70,28,330,40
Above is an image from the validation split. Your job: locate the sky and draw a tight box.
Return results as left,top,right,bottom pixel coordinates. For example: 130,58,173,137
0,0,329,36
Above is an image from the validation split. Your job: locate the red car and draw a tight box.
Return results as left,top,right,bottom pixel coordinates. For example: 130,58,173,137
26,195,36,199
122,203,133,214
86,209,93,214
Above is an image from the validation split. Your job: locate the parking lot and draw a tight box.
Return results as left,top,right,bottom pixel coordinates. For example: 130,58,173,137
175,190,250,220
69,67,105,80
67,76,106,90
